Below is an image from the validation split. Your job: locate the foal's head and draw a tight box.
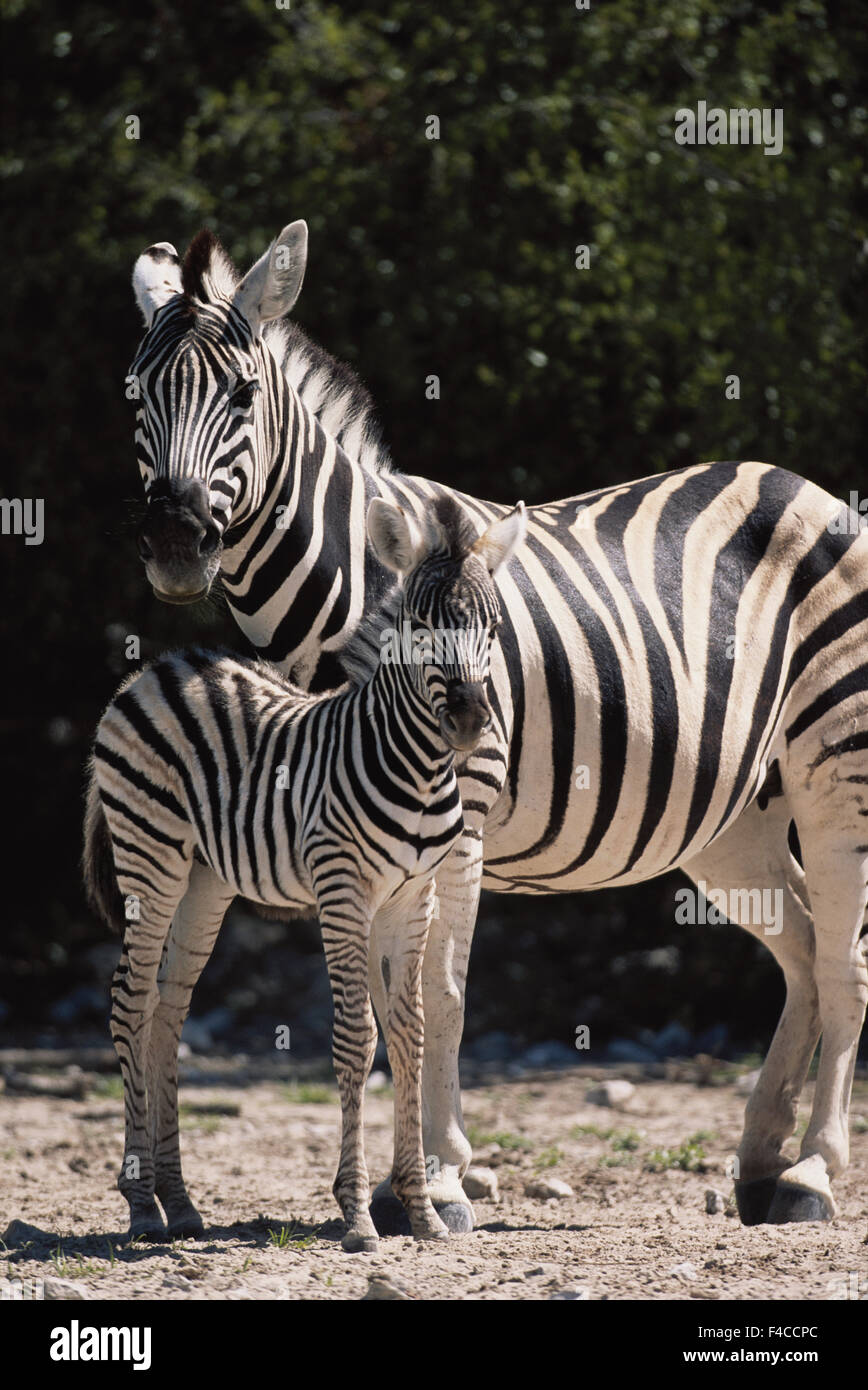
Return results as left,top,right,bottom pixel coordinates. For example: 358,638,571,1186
367,495,526,751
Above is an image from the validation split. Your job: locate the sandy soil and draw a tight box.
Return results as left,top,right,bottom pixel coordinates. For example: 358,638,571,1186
2,1060,867,1301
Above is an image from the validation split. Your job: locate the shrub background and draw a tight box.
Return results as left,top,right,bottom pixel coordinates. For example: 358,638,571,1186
2,0,866,1054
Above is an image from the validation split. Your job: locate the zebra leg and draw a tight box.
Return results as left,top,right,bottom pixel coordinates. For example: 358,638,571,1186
317,895,379,1253
149,860,236,1239
681,796,821,1225
111,859,191,1242
373,879,449,1242
772,748,868,1223
369,828,479,1236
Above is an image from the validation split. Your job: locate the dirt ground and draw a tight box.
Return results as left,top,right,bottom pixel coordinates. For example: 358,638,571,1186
2,1058,867,1301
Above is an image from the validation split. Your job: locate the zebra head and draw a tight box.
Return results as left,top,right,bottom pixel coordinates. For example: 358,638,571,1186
368,495,527,752
128,223,308,602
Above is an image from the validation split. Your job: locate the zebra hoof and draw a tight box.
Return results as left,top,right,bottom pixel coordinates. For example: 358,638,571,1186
766,1157,835,1224
127,1208,168,1243
435,1201,474,1234
767,1183,833,1224
166,1212,205,1240
734,1177,778,1226
369,1182,411,1236
342,1230,379,1253
370,1181,475,1235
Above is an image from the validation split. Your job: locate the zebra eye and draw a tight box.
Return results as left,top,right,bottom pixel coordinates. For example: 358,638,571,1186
231,380,259,411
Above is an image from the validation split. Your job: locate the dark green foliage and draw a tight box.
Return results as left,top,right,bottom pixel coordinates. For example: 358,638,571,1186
2,1,865,1045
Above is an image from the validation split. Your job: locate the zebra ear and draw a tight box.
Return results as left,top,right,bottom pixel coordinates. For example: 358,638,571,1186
234,221,308,332
472,501,527,576
367,499,424,575
132,243,182,327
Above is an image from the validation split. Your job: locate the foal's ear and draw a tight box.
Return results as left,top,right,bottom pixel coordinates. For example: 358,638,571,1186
367,499,425,575
234,221,308,333
472,501,527,575
132,243,182,327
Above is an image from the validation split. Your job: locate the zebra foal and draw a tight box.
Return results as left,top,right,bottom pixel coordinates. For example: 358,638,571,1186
84,495,525,1250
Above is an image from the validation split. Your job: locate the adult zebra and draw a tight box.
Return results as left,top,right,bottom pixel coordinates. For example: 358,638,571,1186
120,221,868,1230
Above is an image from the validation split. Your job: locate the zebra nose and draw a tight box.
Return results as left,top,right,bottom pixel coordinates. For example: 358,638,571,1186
440,682,492,749
137,478,222,601
198,521,221,557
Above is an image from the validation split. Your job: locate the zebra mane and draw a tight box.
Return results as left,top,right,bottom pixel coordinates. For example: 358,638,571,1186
340,583,402,686
264,318,392,476
177,228,392,476
431,494,479,560
181,229,238,307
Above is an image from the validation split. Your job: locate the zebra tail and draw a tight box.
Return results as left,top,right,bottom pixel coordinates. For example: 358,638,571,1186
82,763,126,934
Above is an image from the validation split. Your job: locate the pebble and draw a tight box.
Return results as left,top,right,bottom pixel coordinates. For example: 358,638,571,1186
585,1079,635,1109
1,1219,53,1247
524,1263,562,1283
549,1286,589,1300
462,1166,499,1201
361,1273,413,1301
44,1277,88,1300
525,1176,573,1200
669,1261,698,1281
705,1188,727,1214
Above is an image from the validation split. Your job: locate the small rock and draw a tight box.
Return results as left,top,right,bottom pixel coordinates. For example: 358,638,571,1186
462,1166,499,1201
44,1277,88,1300
2,1219,53,1247
585,1079,635,1109
524,1263,561,1282
525,1176,573,1200
473,1143,503,1168
361,1273,413,1301
549,1286,589,1300
669,1261,698,1281
736,1068,761,1094
366,1071,390,1092
4,1071,87,1100
162,1273,192,1290
705,1188,727,1214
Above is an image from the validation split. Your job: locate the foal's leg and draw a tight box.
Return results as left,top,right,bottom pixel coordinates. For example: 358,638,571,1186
149,859,236,1238
110,849,192,1240
314,870,379,1252
373,877,449,1242
370,826,480,1236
